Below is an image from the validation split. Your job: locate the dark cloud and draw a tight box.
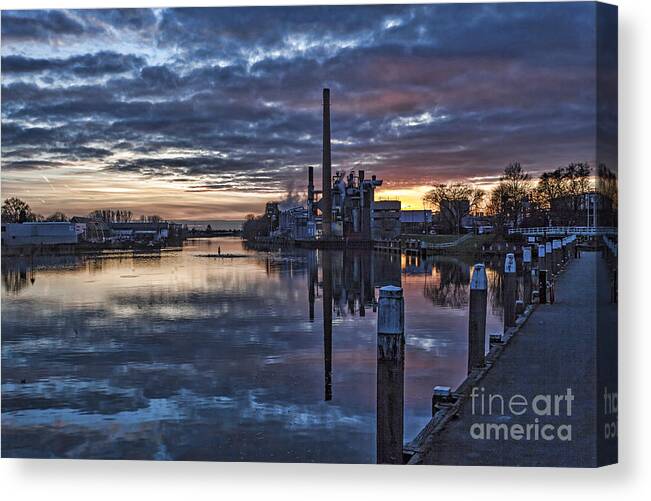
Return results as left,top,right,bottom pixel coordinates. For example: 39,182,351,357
2,52,146,76
1,10,87,42
1,3,613,199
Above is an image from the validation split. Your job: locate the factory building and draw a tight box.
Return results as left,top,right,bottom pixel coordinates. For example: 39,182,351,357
371,201,402,240
400,209,433,234
270,88,400,246
276,206,315,240
109,222,176,242
304,89,389,244
1,222,78,247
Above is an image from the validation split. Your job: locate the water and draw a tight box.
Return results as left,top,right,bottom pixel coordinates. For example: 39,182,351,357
1,237,505,462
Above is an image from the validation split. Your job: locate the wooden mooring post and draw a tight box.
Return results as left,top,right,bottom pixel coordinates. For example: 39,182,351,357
522,246,532,305
376,285,405,464
503,253,517,330
468,264,488,371
553,239,562,274
545,241,552,275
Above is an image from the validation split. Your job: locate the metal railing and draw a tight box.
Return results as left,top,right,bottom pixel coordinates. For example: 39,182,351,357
602,235,618,257
508,226,617,236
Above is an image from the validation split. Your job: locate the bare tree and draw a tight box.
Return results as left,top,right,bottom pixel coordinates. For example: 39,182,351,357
423,182,484,234
533,163,592,225
88,209,134,223
597,164,617,208
487,162,531,232
46,211,68,222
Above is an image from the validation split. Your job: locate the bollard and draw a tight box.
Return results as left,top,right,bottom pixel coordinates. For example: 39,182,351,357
539,269,547,304
545,241,552,275
538,244,546,273
553,239,562,273
376,285,405,465
431,386,453,416
468,264,488,372
503,253,517,330
522,246,532,305
515,300,525,315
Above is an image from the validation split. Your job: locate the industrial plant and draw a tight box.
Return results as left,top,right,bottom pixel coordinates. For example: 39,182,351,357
264,89,402,247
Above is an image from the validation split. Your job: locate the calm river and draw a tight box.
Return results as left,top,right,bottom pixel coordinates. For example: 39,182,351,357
1,237,505,462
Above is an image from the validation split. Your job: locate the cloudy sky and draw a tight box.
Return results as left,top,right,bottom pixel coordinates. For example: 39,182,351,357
1,3,613,220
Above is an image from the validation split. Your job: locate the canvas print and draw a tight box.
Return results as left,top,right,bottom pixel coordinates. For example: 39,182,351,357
1,2,617,465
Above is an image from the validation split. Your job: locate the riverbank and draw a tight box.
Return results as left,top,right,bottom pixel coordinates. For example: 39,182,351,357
1,240,185,258
409,251,612,466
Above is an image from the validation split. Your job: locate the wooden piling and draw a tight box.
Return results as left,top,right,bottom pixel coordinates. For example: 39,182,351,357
376,285,405,464
539,269,547,304
503,253,517,330
545,241,552,275
553,239,562,273
522,246,532,305
468,264,488,371
538,244,546,272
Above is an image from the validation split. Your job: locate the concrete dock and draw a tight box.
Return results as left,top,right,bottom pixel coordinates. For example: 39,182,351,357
418,250,615,467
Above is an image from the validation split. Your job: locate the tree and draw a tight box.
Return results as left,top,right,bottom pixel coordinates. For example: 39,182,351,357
242,213,270,240
140,214,162,223
564,162,591,197
533,163,592,226
88,209,134,223
423,182,484,234
597,164,617,208
487,162,531,232
46,211,68,222
1,197,36,223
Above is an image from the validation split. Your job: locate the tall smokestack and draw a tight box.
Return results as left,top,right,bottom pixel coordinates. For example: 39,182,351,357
308,166,315,215
322,88,332,238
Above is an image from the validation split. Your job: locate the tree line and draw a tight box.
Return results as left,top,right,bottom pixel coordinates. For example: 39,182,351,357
1,198,164,224
423,162,617,234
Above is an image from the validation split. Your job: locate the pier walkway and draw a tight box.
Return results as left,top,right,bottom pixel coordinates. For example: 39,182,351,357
418,251,613,466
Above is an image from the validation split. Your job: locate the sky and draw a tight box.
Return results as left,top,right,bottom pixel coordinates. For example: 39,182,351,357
1,3,616,221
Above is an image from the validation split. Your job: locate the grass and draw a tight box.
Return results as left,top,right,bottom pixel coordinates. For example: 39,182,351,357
400,233,497,252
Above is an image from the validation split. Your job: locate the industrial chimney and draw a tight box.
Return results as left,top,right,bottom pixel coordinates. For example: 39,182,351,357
322,88,332,238
307,166,315,215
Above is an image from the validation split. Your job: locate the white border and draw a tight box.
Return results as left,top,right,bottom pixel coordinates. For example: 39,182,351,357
2,0,650,499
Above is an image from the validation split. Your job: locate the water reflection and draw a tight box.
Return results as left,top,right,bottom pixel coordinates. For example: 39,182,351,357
2,237,505,462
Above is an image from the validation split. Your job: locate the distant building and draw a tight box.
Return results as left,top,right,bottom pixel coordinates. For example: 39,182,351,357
372,201,401,240
1,222,78,247
70,216,110,242
400,209,432,234
109,222,175,242
265,202,280,234
550,192,615,227
461,215,494,234
276,206,313,240
439,199,471,234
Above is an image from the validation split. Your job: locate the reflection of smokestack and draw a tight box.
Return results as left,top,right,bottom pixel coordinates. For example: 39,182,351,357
322,251,333,401
322,88,332,238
